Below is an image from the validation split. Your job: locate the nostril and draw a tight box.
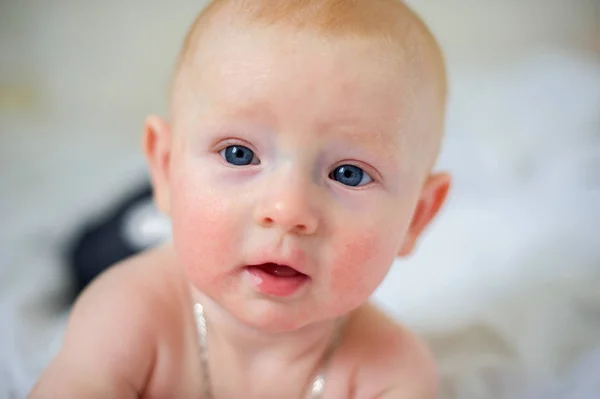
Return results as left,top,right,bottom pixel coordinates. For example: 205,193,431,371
262,217,274,226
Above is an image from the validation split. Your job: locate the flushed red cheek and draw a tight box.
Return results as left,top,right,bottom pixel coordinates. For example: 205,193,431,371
170,186,238,287
328,230,395,311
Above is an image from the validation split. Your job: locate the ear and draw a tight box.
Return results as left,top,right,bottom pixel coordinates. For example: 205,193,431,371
143,115,173,216
398,173,451,257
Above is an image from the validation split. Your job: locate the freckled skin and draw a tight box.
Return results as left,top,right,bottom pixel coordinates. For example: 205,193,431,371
29,5,449,399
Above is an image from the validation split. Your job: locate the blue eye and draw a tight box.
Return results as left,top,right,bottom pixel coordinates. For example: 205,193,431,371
330,165,373,187
220,145,259,166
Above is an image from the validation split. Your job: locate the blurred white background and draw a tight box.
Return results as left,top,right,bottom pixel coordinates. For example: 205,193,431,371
1,1,599,398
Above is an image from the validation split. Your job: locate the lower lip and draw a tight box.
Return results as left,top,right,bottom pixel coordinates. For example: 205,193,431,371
245,266,309,297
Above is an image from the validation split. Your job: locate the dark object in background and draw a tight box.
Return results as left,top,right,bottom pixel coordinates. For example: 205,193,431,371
66,182,171,296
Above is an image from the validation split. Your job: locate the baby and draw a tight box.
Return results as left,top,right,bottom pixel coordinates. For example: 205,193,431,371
30,0,450,398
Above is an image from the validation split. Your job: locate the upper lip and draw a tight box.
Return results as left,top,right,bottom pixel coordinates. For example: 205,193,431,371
246,248,311,276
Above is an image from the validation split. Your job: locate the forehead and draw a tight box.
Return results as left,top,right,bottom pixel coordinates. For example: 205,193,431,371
174,28,422,152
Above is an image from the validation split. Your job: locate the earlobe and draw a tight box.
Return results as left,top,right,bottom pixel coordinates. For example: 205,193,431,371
398,173,451,257
143,115,173,216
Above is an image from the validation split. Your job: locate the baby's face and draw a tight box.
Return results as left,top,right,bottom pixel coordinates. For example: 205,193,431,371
156,27,446,332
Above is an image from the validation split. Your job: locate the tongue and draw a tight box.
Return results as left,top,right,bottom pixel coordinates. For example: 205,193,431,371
257,263,302,278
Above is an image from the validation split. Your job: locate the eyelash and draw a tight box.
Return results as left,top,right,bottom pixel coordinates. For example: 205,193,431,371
213,139,379,185
330,162,377,186
214,139,259,157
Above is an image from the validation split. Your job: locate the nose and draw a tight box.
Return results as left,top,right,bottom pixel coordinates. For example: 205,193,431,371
253,170,320,236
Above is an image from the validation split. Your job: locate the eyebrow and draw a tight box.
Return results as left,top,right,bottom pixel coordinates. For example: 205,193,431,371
319,116,403,158
197,91,406,162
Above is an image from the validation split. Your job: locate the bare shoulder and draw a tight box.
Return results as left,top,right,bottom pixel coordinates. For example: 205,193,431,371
341,303,438,399
29,244,187,398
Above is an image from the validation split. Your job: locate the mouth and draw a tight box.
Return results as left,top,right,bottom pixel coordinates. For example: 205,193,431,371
245,263,310,297
249,263,306,278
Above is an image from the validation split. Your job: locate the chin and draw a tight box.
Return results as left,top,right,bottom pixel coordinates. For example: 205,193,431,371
228,297,318,333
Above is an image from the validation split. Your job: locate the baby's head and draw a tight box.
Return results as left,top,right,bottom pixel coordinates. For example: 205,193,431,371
144,0,450,332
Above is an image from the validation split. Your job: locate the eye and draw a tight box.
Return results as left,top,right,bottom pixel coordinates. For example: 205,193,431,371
329,165,373,187
220,145,260,166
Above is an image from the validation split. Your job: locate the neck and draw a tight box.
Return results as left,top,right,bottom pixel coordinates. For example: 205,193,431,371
190,288,341,395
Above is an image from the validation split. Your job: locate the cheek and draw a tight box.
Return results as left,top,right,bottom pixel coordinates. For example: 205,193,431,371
328,231,393,306
169,170,239,287
326,216,410,312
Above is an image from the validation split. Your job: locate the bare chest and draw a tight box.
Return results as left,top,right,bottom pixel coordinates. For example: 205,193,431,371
142,314,361,399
